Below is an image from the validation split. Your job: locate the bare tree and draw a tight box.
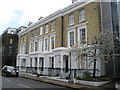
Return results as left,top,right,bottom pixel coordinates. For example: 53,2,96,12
86,31,115,77
68,31,117,78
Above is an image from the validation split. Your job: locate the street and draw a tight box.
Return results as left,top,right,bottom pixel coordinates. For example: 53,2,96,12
2,76,75,90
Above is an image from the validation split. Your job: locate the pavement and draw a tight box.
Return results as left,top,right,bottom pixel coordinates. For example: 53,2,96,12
19,73,116,90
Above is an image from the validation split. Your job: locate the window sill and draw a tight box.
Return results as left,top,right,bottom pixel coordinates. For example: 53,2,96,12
77,43,88,46
68,23,75,27
79,19,86,23
35,36,38,38
51,30,55,32
43,50,50,53
49,49,53,52
45,32,48,34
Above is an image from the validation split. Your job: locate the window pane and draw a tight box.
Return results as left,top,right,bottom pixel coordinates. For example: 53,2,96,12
51,37,55,49
10,39,12,44
80,28,86,44
20,45,22,54
35,28,39,36
40,27,43,35
69,31,74,46
31,31,34,38
52,57,54,68
39,40,42,52
30,59,32,67
9,46,12,55
23,44,26,54
51,22,55,31
35,42,38,52
79,9,85,21
31,43,33,52
45,39,48,51
45,25,48,33
69,14,74,25
81,55,87,69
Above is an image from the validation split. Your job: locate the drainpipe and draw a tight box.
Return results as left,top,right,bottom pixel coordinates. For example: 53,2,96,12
70,52,71,79
61,16,64,47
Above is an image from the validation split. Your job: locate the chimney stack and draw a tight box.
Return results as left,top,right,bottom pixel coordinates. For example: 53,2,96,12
38,16,43,20
28,21,33,26
72,0,77,3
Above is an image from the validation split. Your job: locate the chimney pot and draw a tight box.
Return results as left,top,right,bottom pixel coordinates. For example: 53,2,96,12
72,0,77,3
38,16,43,20
28,21,33,26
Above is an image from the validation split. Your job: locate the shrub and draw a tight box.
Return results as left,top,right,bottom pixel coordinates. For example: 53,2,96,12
83,71,91,78
76,76,110,81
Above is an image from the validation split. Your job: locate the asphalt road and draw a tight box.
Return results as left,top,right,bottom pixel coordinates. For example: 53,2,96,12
2,76,75,90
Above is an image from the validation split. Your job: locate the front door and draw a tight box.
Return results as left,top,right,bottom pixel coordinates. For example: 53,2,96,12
65,56,69,73
39,57,44,71
35,58,37,71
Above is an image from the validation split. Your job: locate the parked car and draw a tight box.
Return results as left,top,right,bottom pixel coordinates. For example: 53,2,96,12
2,65,19,77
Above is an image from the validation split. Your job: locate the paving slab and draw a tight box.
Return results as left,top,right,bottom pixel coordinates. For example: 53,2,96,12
19,74,115,90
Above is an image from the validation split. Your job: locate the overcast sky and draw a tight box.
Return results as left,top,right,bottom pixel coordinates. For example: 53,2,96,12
0,0,72,34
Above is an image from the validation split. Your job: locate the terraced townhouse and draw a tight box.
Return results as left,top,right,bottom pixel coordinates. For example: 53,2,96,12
17,0,120,78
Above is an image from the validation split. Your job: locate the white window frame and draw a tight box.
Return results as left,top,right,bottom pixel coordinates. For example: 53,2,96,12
79,9,85,22
35,28,39,37
35,41,38,52
68,29,76,48
40,27,43,35
69,13,74,26
30,31,34,38
23,44,26,54
10,39,13,44
49,57,54,68
39,39,42,52
21,59,26,69
44,37,48,52
30,58,32,67
78,24,87,45
30,42,34,53
51,21,55,31
45,24,48,34
34,41,38,52
50,35,55,51
80,55,87,69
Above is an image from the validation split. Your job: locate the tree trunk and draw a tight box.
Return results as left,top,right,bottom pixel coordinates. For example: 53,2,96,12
93,47,97,78
93,59,96,78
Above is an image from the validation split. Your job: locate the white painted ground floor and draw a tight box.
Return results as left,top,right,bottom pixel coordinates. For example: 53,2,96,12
17,47,105,79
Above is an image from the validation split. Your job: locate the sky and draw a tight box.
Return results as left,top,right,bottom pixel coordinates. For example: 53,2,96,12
0,0,72,34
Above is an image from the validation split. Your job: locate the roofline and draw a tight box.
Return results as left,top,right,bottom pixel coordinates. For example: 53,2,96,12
18,0,97,36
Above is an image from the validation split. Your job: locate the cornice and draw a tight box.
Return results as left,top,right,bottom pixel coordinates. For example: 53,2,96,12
29,32,56,42
18,0,96,36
